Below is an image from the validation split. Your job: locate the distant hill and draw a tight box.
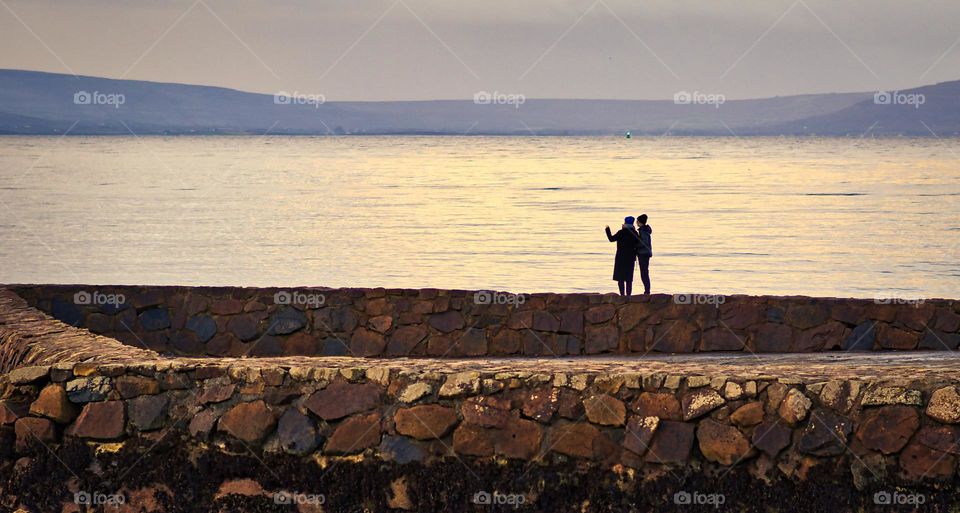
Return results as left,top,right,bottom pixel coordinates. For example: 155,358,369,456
0,69,957,136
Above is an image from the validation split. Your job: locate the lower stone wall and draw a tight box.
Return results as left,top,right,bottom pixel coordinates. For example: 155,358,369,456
4,359,960,511
11,285,960,357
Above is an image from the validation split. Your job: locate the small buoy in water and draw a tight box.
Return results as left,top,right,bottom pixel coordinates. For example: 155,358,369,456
625,131,631,139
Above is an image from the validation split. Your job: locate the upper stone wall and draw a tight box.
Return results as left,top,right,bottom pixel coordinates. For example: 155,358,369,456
10,285,960,357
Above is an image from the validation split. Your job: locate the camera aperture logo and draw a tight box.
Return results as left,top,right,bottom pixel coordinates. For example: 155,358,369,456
673,490,725,508
474,91,525,109
673,293,726,307
674,91,725,108
74,290,126,307
474,290,526,306
273,290,326,308
274,91,325,108
74,90,125,108
874,294,924,308
874,490,925,506
274,491,325,505
74,491,125,507
472,491,526,508
874,90,925,109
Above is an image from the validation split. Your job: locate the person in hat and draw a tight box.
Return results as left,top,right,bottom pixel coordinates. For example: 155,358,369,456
635,214,653,294
605,216,640,296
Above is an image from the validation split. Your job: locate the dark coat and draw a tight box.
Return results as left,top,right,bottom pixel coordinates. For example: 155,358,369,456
636,225,653,256
606,226,639,281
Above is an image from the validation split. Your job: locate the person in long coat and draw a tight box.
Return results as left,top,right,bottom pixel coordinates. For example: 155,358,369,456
605,216,640,296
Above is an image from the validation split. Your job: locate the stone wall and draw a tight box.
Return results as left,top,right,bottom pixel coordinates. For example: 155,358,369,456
11,285,960,357
4,287,960,511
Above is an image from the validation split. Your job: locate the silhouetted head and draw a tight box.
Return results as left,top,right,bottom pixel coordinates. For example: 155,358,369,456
637,214,648,225
624,216,635,225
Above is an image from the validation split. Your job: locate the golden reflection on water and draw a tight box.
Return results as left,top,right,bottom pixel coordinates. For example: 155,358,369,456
0,136,957,298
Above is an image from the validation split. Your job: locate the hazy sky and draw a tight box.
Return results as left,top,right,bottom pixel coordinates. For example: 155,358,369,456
1,0,958,100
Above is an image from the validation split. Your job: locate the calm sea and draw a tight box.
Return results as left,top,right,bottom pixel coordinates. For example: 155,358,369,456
0,136,957,298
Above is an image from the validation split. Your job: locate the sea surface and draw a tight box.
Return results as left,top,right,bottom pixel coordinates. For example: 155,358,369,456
0,136,958,298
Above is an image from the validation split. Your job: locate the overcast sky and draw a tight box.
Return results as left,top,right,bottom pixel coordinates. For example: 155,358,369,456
1,0,958,101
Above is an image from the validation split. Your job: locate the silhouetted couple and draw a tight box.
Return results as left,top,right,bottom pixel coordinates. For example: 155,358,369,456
605,214,652,297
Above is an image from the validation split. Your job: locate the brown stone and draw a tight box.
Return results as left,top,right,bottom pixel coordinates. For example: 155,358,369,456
700,328,745,351
585,304,616,324
66,401,126,440
189,409,218,439
777,389,811,425
325,412,382,454
489,329,522,355
877,324,919,350
29,384,78,424
650,320,699,353
549,422,601,459
429,311,464,333
115,376,161,399
455,328,488,356
128,394,169,431
521,386,560,423
350,328,386,356
15,417,56,449
900,441,956,480
632,392,682,421
623,415,659,456
794,322,848,351
386,326,427,355
557,388,585,419
368,315,393,334
751,323,793,352
797,408,852,456
217,400,276,443
305,382,380,420
720,301,764,330
784,302,830,330
914,425,960,455
226,313,264,341
210,298,244,315
681,389,725,421
619,303,653,332
532,311,560,332
453,416,542,459
394,405,458,440
819,380,860,413
895,303,935,331
583,394,626,426
934,308,960,332
752,420,792,457
730,402,764,427
559,310,584,335
462,396,512,428
926,386,960,424
856,405,918,455
584,325,618,354
697,419,752,465
197,383,236,404
644,420,695,463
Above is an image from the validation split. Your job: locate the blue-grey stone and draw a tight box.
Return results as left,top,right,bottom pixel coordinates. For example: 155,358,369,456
277,409,319,456
139,308,171,331
66,377,112,403
843,322,875,351
379,435,425,464
51,299,84,327
186,315,217,342
268,307,307,335
920,330,960,350
322,338,350,356
765,307,785,323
